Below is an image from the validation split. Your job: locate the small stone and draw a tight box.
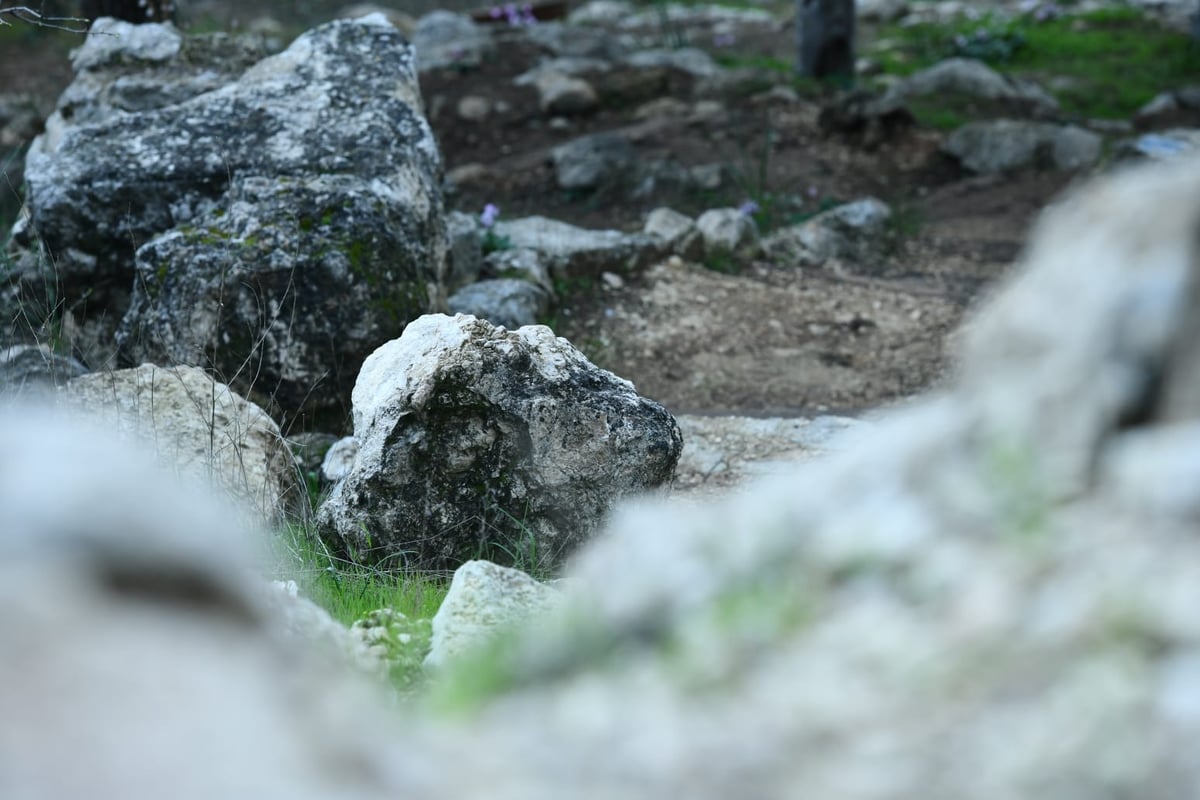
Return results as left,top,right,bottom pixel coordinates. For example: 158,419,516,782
456,95,491,122
424,560,562,669
695,207,761,262
532,71,598,115
552,132,638,191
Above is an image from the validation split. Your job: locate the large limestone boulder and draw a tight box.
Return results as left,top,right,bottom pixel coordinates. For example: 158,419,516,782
316,313,683,572
3,19,274,369
447,278,553,330
65,364,305,525
12,15,446,424
49,17,273,130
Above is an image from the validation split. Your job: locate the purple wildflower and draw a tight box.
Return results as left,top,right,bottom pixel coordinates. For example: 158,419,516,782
480,203,500,228
489,5,503,17
738,200,760,217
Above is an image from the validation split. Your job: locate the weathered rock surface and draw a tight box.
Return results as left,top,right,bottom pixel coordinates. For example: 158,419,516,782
763,197,893,267
672,413,863,499
316,313,682,571
643,206,703,259
425,560,562,669
494,215,664,279
49,17,273,130
525,21,627,60
529,71,599,115
65,364,304,525
483,247,556,294
695,207,760,263
552,132,638,191
884,57,1058,112
818,89,915,148
321,435,359,483
943,119,1102,173
445,210,485,292
621,47,723,78
447,278,553,330
412,10,493,71
4,20,274,369
15,16,446,424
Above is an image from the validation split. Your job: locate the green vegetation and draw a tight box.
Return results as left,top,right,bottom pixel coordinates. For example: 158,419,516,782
871,7,1200,120
272,515,450,693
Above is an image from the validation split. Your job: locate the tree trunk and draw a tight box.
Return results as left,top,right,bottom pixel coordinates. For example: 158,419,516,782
795,0,855,80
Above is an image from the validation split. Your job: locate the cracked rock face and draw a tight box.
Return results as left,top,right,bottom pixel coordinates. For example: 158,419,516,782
316,313,683,572
13,15,447,424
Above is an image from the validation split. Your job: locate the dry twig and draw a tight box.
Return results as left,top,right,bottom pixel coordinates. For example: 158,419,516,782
0,6,92,33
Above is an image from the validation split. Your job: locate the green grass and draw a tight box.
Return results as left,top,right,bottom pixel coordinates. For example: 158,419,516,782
274,524,449,627
870,6,1200,120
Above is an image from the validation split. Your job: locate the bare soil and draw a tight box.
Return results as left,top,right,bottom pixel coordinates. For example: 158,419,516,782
421,21,1078,419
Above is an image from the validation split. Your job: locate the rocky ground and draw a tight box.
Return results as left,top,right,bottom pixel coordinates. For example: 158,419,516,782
2,0,1198,492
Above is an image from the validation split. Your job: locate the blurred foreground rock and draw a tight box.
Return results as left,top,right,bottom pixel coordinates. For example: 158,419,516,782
0,409,415,800
435,156,1200,799
7,158,1200,798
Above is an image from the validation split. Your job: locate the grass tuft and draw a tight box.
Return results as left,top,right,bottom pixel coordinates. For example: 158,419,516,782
273,523,450,627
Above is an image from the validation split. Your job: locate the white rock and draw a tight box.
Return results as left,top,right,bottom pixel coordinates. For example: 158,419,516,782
65,364,304,526
424,560,563,669
530,72,598,115
695,207,760,262
71,17,182,71
317,314,682,570
456,95,492,122
321,436,358,482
